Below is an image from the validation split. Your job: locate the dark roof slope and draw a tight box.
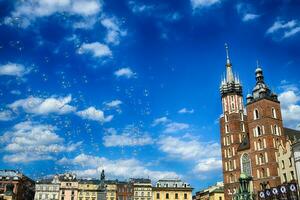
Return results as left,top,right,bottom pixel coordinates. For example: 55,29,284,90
284,127,300,143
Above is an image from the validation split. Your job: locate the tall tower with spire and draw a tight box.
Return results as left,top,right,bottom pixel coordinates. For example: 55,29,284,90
220,44,248,200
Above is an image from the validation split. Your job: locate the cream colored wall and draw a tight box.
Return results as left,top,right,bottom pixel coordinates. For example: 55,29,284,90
152,190,192,200
133,184,152,200
278,141,297,183
34,183,60,200
106,183,117,200
78,183,98,200
209,193,224,200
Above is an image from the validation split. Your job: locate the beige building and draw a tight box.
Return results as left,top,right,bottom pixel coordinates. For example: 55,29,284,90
194,182,224,200
152,179,193,200
35,175,60,200
59,173,78,200
105,180,117,200
278,140,297,183
131,178,152,200
78,180,100,200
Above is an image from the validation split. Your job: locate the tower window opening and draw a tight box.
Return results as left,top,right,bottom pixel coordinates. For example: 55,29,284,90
272,108,277,118
225,114,228,122
259,153,265,165
240,112,243,121
225,125,229,133
273,125,279,135
256,126,262,136
254,109,259,120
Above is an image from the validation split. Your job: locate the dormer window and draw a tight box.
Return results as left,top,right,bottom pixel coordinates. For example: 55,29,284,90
254,109,259,120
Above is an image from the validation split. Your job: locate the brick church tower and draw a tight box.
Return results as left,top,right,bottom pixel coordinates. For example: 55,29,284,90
219,45,286,200
219,44,248,200
245,65,285,192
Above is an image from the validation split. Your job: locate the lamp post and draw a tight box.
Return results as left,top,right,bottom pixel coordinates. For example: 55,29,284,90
233,173,254,200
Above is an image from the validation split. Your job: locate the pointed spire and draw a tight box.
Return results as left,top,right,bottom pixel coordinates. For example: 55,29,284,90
225,43,231,66
224,43,234,83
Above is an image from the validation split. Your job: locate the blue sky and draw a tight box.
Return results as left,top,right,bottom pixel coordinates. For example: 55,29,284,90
1,0,300,191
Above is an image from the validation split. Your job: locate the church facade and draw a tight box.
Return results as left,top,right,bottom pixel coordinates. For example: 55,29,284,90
219,44,286,200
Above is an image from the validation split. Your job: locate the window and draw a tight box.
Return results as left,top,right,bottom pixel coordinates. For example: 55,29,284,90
289,157,293,167
258,139,263,150
240,123,245,132
273,125,279,135
228,148,232,157
219,197,222,200
272,108,277,118
184,193,187,199
241,154,251,176
261,168,266,178
254,109,259,120
175,193,178,199
259,154,265,165
291,171,295,180
240,112,243,121
166,193,169,199
225,125,229,133
156,193,160,199
225,114,228,122
282,160,285,169
257,126,262,136
283,173,287,182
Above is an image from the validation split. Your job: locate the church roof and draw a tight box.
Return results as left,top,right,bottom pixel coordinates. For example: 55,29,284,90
284,127,300,143
237,134,250,151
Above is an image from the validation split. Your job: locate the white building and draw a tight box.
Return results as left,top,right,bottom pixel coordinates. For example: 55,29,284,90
35,175,60,200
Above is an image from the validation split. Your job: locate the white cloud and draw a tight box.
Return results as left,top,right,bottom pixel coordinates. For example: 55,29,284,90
58,153,179,180
104,100,122,108
164,122,189,133
0,110,14,121
77,42,112,58
266,19,300,39
76,106,113,123
103,126,153,147
101,17,127,45
178,108,194,114
152,117,170,126
0,63,31,77
242,13,260,22
193,158,223,172
191,0,221,9
0,121,81,163
236,3,260,22
128,1,155,14
158,136,221,172
4,0,102,28
114,68,136,78
9,95,75,115
278,86,300,129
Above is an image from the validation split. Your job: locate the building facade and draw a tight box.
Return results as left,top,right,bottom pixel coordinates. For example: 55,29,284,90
34,175,60,200
105,181,117,200
59,173,78,200
194,182,224,200
278,140,297,184
131,178,152,200
116,181,133,200
0,170,35,200
219,44,296,199
152,179,192,200
78,180,100,200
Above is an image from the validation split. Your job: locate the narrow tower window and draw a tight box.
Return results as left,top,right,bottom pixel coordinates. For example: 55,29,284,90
225,114,228,122
257,126,262,136
272,108,277,118
254,109,259,120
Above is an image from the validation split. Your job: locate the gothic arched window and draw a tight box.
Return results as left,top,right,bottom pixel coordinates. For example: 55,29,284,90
241,153,251,176
257,126,262,136
272,108,277,118
254,109,259,120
